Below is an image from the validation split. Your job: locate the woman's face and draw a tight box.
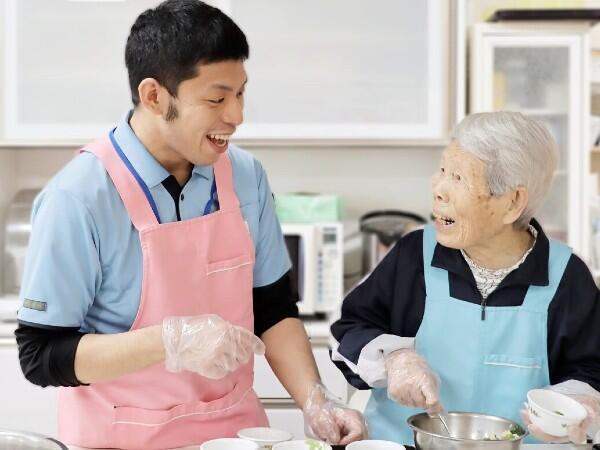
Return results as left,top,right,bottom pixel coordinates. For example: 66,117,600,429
431,141,513,249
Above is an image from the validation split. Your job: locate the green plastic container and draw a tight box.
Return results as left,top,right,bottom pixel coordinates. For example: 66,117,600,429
275,193,342,223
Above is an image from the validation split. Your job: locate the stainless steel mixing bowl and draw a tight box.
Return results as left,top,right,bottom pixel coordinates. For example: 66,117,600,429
407,412,527,450
0,429,67,450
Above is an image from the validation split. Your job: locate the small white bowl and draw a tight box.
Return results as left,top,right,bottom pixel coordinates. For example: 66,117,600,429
237,427,293,448
527,389,588,437
347,440,406,449
200,437,259,450
272,439,332,450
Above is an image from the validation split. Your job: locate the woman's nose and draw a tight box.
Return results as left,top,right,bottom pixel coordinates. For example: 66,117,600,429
431,175,448,202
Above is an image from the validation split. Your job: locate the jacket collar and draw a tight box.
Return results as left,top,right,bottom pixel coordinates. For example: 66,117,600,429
431,219,550,287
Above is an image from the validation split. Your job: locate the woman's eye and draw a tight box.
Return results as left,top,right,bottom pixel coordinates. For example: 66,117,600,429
208,98,225,104
237,91,245,98
440,167,445,174
453,173,461,181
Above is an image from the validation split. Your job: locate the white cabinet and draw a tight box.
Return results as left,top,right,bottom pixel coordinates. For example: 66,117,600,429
254,345,347,402
0,0,462,144
0,0,161,143
225,0,453,141
470,23,591,260
0,339,58,437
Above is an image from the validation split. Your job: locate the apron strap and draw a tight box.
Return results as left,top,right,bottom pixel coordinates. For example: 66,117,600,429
213,151,239,211
81,134,159,231
521,239,572,312
422,224,450,299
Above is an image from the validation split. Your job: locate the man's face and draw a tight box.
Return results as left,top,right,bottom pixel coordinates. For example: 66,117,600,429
158,60,247,166
431,141,512,250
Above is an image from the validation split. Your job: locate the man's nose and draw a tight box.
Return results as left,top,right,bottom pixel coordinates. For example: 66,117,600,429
222,98,243,126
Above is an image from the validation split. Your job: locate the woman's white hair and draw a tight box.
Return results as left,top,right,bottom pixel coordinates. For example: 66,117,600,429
452,111,558,229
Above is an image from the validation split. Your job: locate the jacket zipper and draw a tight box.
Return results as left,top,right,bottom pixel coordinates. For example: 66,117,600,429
480,293,487,321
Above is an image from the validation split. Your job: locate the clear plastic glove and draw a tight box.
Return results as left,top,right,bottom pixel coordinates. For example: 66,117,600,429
303,382,368,445
385,349,443,414
162,314,265,379
521,394,600,444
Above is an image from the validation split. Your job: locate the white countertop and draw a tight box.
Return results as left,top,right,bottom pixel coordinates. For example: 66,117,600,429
67,444,594,449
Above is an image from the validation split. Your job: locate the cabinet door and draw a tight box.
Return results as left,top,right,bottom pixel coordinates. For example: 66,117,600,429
225,0,450,140
1,0,161,141
471,24,590,259
0,339,58,437
254,346,348,402
264,406,306,440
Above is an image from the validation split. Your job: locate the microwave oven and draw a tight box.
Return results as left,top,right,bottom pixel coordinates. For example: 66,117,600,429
281,222,343,316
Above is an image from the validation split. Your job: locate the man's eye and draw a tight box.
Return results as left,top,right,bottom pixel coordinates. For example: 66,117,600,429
208,98,225,104
440,167,445,174
237,91,245,98
453,173,461,181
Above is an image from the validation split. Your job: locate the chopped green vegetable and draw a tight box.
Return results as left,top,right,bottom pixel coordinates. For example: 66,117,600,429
305,439,326,450
554,410,565,416
483,424,525,441
509,423,526,436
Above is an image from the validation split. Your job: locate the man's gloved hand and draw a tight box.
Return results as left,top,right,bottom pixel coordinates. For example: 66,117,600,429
385,349,443,414
162,314,265,379
521,394,600,444
303,382,368,445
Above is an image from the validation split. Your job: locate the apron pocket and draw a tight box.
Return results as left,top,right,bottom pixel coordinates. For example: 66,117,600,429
206,254,252,276
481,354,546,418
484,354,542,370
111,380,257,449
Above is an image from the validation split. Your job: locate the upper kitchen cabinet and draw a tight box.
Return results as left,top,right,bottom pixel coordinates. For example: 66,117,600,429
0,0,161,145
470,22,591,260
0,0,465,145
226,0,462,143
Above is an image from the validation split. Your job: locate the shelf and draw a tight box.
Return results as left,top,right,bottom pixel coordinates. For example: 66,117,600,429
519,109,567,117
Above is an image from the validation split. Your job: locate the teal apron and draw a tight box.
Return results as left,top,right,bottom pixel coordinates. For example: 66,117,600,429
364,224,571,445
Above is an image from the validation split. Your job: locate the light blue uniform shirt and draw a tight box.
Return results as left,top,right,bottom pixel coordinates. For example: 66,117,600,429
18,112,291,334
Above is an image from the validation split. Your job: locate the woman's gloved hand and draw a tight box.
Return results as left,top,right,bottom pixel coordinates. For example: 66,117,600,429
162,314,265,379
385,349,443,414
521,394,600,444
302,382,368,445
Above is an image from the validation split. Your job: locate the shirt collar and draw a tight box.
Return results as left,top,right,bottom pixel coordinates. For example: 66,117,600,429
112,111,170,189
192,164,213,180
431,218,550,287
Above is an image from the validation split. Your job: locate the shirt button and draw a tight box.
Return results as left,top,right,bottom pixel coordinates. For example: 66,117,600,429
180,194,185,201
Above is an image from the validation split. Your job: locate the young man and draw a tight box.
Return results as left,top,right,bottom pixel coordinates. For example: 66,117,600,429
15,1,366,448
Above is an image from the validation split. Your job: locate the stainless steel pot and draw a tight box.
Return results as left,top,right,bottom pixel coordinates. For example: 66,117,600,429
359,210,427,276
3,189,40,294
0,429,67,449
407,412,527,450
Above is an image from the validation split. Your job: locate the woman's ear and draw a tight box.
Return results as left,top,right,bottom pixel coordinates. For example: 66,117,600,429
502,187,529,225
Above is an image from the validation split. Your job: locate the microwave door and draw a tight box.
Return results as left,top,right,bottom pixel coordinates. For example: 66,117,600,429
284,234,303,305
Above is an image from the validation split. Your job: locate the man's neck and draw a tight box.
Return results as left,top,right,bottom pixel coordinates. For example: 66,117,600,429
129,110,192,186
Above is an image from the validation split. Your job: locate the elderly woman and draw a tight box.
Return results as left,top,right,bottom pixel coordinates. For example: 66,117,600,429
331,111,600,445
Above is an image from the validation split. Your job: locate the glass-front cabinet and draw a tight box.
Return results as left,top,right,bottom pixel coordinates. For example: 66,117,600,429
470,22,591,262
0,0,459,144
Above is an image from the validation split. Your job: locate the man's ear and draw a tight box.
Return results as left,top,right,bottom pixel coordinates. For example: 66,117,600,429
502,187,529,225
137,78,168,116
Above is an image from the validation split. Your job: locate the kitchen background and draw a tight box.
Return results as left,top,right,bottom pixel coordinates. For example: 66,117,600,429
1,0,600,444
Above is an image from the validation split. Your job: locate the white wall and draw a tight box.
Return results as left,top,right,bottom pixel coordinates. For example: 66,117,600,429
7,145,442,223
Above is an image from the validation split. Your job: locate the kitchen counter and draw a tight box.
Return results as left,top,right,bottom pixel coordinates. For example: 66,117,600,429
67,444,594,449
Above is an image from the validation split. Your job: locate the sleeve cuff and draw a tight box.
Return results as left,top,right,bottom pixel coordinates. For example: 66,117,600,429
331,334,414,388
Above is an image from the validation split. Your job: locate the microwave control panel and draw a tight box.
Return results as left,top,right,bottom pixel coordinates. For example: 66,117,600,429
316,223,343,311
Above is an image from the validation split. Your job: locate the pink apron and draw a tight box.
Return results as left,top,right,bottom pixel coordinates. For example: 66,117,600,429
58,134,268,449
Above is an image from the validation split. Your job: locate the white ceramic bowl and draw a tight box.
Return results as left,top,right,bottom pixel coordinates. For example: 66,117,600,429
200,437,259,450
272,439,332,450
527,389,588,437
237,427,293,449
347,440,406,449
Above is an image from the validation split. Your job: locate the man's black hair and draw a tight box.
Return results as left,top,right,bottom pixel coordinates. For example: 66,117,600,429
125,0,249,106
